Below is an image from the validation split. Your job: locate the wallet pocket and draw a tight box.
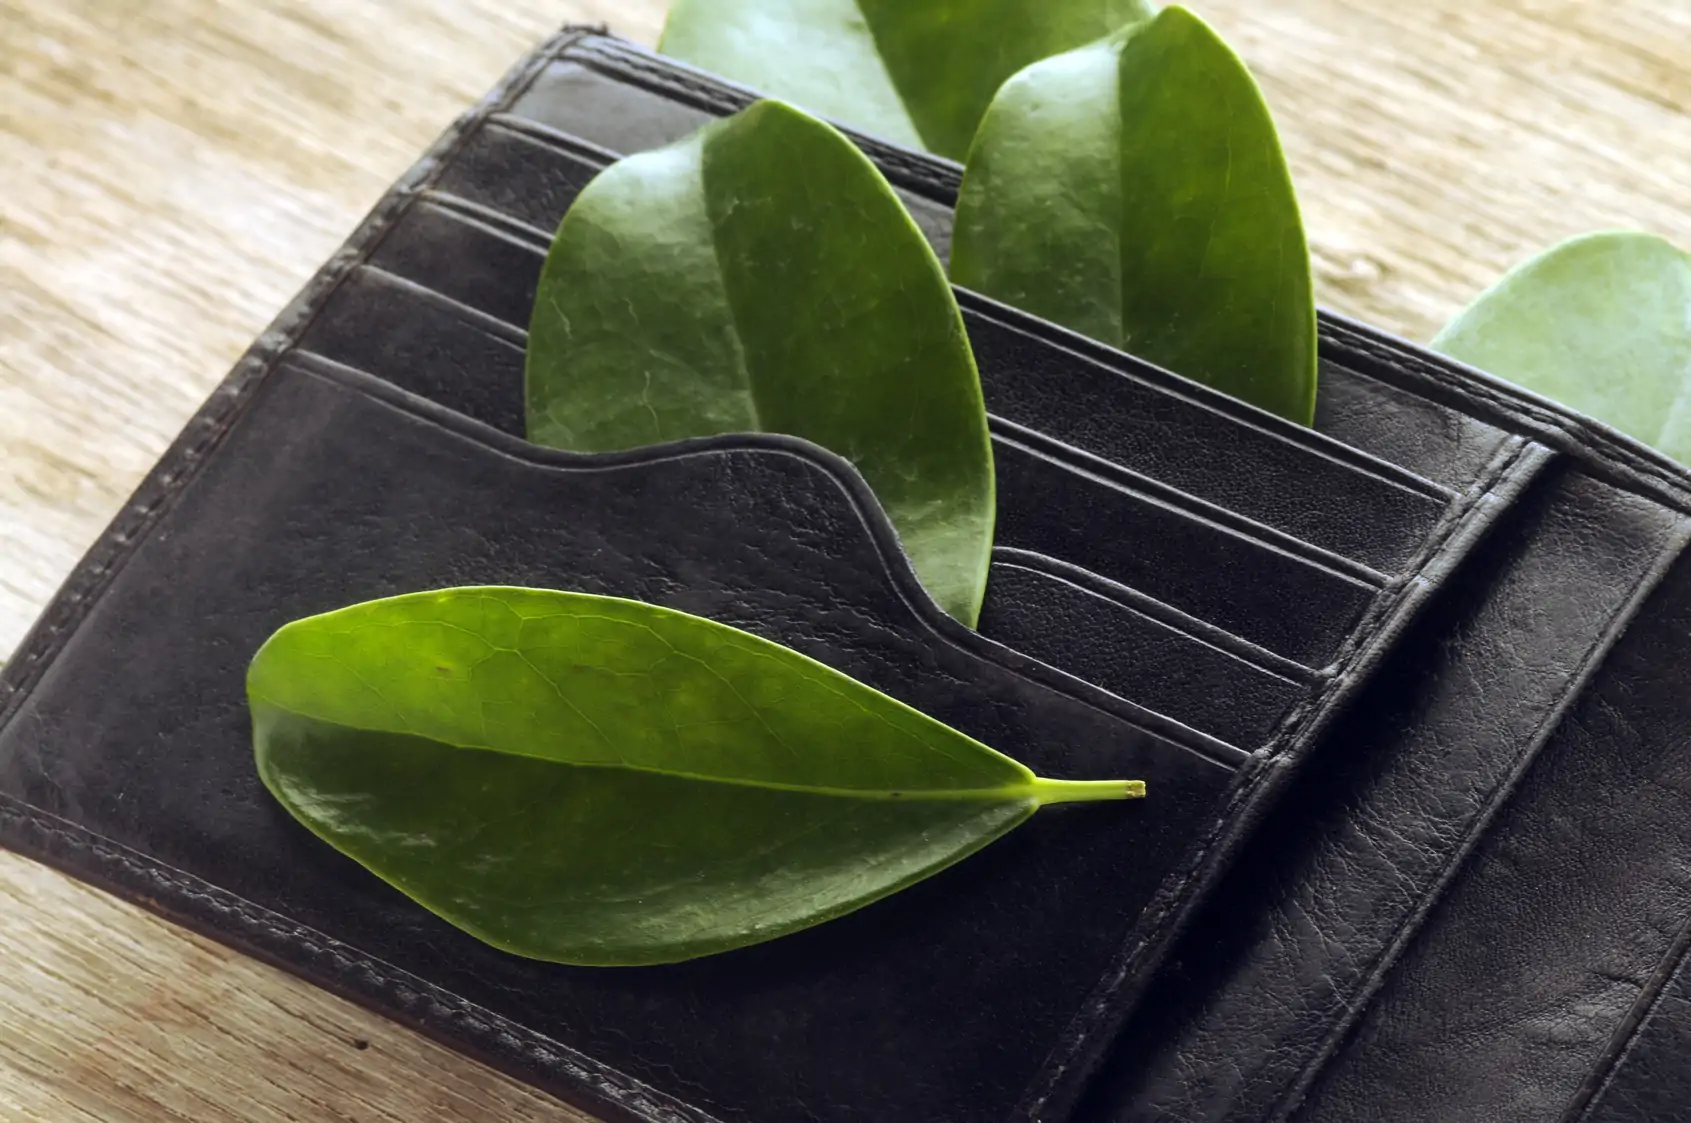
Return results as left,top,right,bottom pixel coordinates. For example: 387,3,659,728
0,352,1243,1123
1086,461,1691,1123
425,111,1455,578
981,551,1310,748
1290,534,1691,1123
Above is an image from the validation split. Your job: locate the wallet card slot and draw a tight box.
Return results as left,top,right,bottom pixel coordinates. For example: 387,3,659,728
294,265,528,435
955,300,1448,573
1085,462,1691,1123
371,178,1421,587
995,414,1387,588
983,550,1311,748
993,548,1314,684
306,262,1377,667
991,439,1376,666
426,116,1454,576
0,352,1246,1123
528,39,1523,499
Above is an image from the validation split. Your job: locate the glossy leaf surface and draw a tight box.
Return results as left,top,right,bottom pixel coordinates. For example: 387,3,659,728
657,0,1157,159
1432,231,1691,462
950,6,1317,424
250,588,1142,966
525,100,994,627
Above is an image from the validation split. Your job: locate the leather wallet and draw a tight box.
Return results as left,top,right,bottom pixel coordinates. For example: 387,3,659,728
2,24,1687,1123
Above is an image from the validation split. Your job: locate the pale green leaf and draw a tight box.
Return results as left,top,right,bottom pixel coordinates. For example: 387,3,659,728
658,0,1157,159
1432,231,1691,462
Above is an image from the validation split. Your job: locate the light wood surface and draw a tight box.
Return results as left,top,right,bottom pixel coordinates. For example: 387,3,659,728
1,1,1687,1119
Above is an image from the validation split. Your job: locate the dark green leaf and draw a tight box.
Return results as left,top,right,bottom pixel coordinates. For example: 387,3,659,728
657,0,1157,159
525,100,994,627
250,588,1142,966
950,6,1317,424
1432,231,1691,461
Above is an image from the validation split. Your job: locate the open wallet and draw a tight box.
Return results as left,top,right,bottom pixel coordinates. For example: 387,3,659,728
2,24,1688,1123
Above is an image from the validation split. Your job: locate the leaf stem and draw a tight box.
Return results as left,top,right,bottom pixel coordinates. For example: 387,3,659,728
1030,778,1146,804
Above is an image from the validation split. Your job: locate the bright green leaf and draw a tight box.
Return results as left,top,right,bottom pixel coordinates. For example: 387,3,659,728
658,0,1158,159
250,588,1143,966
950,6,1317,424
1431,231,1691,462
525,100,995,627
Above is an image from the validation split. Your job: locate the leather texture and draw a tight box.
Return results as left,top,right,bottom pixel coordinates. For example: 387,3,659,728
3,25,1690,1123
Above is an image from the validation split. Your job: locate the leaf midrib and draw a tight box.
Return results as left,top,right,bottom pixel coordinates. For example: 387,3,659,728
256,692,1024,801
255,694,1142,804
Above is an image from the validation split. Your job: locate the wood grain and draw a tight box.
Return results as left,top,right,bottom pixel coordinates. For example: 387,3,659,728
0,1,1686,1119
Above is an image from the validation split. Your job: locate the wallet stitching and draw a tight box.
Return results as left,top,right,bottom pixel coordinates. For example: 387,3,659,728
1323,321,1691,514
1263,512,1691,1123
1015,438,1540,1121
0,793,721,1123
0,31,586,728
1258,436,1534,762
1565,910,1691,1123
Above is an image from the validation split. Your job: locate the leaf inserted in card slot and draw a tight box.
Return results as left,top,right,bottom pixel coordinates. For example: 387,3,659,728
950,6,1317,425
525,99,995,628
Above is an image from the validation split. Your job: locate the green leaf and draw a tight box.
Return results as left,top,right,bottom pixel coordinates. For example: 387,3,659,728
249,588,1143,966
949,6,1317,424
525,100,994,627
657,0,1157,159
1431,231,1691,462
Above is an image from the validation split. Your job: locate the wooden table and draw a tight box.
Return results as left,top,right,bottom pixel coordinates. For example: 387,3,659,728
2,1,1686,1117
